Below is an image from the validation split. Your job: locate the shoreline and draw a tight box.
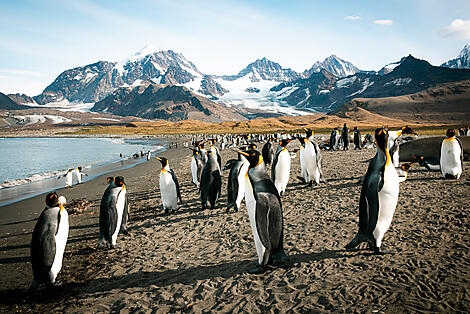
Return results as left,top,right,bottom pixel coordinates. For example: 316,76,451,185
0,136,170,207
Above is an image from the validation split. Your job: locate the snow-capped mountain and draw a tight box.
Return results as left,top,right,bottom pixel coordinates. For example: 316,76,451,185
222,57,300,82
441,42,470,69
268,55,470,112
377,57,407,75
303,55,360,78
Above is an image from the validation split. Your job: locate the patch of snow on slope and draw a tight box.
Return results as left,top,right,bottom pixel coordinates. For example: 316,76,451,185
347,78,374,97
384,77,412,87
336,76,357,88
14,115,72,125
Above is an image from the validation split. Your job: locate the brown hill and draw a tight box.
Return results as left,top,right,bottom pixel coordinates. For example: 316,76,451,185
333,80,470,123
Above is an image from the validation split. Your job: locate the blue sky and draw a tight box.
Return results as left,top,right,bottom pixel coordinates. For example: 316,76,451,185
1,0,470,95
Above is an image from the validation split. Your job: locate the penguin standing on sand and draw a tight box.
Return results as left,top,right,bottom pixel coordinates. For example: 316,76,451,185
440,129,464,179
353,127,362,150
297,136,320,185
330,128,340,151
73,166,88,184
345,128,400,254
200,151,222,210
238,149,290,273
30,192,68,289
209,139,222,170
98,176,127,248
156,157,182,214
224,152,250,212
105,177,129,234
342,123,350,150
262,138,275,166
58,169,74,188
190,148,204,188
304,128,325,182
272,139,294,196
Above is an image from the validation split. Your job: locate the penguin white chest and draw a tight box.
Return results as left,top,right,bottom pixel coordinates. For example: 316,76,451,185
374,164,399,247
440,139,462,178
274,150,290,193
244,178,266,264
191,157,199,186
300,143,318,183
160,171,177,209
112,188,126,245
50,208,69,282
65,172,73,186
236,162,250,209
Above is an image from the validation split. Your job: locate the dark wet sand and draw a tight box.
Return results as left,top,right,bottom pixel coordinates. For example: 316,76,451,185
1,141,469,312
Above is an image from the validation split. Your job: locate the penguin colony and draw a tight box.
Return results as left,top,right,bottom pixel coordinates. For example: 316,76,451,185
29,126,466,288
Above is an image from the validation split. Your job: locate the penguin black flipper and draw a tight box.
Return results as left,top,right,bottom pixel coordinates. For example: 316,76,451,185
457,137,465,172
169,168,182,203
107,198,118,242
31,209,57,282
271,152,280,182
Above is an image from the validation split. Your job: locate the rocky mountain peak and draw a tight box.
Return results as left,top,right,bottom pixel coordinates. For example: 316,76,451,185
441,42,470,69
304,55,359,78
227,57,299,82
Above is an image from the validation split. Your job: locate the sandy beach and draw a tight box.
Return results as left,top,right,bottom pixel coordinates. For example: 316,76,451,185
0,139,469,312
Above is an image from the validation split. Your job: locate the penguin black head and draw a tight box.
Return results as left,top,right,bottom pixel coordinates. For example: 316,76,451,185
78,166,82,171
155,157,169,168
411,155,424,161
114,176,125,187
106,177,114,185
279,138,293,147
304,128,313,138
446,128,456,138
401,163,414,172
401,126,416,135
45,192,59,207
297,137,306,147
247,143,257,150
375,128,389,153
238,150,263,169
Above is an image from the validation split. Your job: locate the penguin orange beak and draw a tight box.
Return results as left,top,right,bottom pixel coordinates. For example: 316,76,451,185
155,157,162,161
237,151,249,157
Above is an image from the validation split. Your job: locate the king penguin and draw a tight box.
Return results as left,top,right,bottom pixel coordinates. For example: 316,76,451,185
272,138,294,196
297,136,320,186
209,139,222,170
58,169,74,188
345,128,400,254
440,128,464,179
156,157,182,214
304,128,325,182
190,148,205,188
225,151,250,212
238,149,290,273
200,150,222,210
30,192,68,289
261,138,275,166
411,155,440,171
98,176,127,248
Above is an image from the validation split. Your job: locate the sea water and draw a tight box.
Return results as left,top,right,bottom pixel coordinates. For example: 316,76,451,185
0,137,165,206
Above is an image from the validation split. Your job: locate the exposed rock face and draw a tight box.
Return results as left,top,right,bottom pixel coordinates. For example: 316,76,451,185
441,42,470,69
222,57,300,82
244,87,260,93
7,93,38,105
199,76,228,97
91,83,246,122
0,92,29,110
303,55,359,78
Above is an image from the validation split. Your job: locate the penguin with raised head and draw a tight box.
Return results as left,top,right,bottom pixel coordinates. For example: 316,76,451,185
262,138,275,166
297,136,320,186
238,149,290,273
200,150,222,210
225,151,250,212
98,176,127,248
30,192,68,289
388,126,416,167
209,139,222,170
156,157,182,214
272,138,294,196
440,128,464,179
73,166,87,184
345,128,400,254
304,128,325,182
411,155,440,171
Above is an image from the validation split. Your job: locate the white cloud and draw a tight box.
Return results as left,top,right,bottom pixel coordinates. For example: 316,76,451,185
0,69,42,77
374,19,393,26
345,16,361,20
440,19,470,39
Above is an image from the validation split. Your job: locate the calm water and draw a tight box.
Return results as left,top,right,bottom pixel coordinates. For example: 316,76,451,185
0,137,165,205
